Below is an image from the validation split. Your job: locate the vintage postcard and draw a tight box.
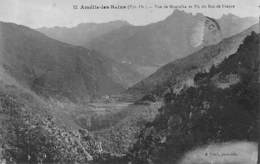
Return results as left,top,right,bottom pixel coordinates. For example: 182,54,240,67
0,0,259,163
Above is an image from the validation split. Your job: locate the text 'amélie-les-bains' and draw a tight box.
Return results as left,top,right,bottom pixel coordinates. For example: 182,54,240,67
79,4,127,9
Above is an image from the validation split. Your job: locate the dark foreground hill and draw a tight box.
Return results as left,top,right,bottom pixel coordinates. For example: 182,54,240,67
0,78,103,163
0,22,141,102
129,32,259,164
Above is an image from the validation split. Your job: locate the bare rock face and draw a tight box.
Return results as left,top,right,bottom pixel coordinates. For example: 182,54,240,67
190,16,222,47
202,17,223,46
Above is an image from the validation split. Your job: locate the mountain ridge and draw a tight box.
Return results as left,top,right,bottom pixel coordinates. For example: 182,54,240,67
126,23,259,99
38,10,257,77
0,21,141,102
38,20,131,47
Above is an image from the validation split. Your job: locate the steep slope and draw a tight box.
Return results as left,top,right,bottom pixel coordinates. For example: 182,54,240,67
0,22,141,102
0,21,141,163
130,32,259,164
38,20,130,48
87,11,256,75
0,76,100,163
127,24,259,99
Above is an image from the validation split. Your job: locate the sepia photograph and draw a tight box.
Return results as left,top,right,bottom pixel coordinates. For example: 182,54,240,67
0,0,259,163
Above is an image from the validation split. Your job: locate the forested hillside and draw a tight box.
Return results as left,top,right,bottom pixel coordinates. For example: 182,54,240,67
129,32,259,164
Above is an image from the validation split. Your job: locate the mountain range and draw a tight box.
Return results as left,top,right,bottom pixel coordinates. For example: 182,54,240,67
38,10,257,77
38,20,129,50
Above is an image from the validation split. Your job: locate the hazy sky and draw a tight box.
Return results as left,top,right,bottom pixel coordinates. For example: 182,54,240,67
0,0,259,28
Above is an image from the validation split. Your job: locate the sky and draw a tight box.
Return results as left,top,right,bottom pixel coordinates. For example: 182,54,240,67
0,0,259,28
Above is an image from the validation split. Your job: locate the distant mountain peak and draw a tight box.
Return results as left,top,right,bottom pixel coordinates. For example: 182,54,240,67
195,12,204,17
76,20,130,28
38,11,258,78
172,9,186,14
220,13,240,20
165,9,192,20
